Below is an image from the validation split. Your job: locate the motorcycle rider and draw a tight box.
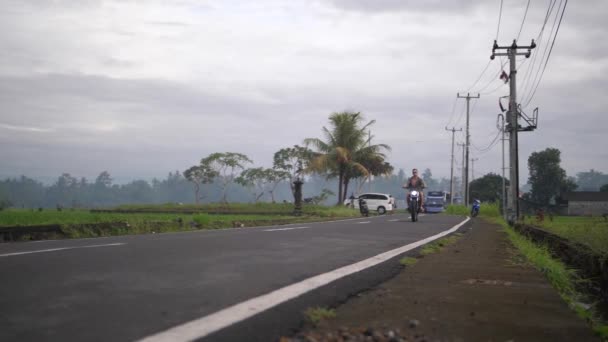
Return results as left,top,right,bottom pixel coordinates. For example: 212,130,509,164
403,168,427,212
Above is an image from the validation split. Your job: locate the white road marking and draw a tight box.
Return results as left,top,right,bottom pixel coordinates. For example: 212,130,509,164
264,227,309,232
357,221,371,224
387,219,400,222
137,217,471,342
0,243,126,257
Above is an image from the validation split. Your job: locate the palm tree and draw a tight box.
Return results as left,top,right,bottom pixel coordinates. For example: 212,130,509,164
304,111,391,204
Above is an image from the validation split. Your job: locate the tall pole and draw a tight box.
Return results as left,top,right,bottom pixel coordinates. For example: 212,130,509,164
457,142,465,203
446,127,462,205
457,93,480,205
368,129,372,193
498,113,507,221
492,39,535,223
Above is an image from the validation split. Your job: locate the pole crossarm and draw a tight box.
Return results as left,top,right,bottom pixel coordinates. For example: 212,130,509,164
491,39,536,59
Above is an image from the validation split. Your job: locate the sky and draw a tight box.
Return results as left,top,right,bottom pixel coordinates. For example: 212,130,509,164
1,0,606,185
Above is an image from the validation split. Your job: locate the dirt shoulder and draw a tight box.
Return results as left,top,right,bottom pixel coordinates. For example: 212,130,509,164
286,218,599,341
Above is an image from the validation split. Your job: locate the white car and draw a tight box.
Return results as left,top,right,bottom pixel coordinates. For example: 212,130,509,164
344,193,393,215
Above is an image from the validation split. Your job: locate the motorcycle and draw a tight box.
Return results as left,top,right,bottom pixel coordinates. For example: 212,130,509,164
471,199,481,217
358,198,369,217
409,190,420,222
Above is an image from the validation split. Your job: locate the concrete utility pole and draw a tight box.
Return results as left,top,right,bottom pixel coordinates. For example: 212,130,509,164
471,157,479,181
457,142,465,203
491,39,536,223
368,129,372,193
445,127,462,205
457,93,480,205
497,113,508,221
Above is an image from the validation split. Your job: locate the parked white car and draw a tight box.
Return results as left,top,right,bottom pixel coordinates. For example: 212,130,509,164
344,193,393,215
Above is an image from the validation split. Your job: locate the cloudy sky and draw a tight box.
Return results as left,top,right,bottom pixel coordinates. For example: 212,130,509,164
1,0,606,185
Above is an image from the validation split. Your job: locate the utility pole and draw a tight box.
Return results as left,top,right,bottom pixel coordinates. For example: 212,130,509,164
491,39,536,223
497,113,508,221
457,93,480,205
457,142,465,204
471,157,479,181
445,127,462,205
368,129,372,193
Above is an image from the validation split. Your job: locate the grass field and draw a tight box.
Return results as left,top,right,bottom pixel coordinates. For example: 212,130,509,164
0,203,360,229
535,216,608,257
0,205,363,240
114,202,357,217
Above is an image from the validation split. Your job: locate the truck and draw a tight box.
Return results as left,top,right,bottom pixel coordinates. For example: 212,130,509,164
425,191,447,213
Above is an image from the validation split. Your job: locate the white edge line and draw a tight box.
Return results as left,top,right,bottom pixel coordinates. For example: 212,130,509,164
137,217,470,342
263,227,309,232
0,243,126,257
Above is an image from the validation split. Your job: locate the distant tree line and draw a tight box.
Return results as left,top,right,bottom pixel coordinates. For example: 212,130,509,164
3,110,604,210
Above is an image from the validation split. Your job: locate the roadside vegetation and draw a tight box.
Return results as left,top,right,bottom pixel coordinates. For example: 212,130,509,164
534,216,608,257
303,307,336,326
444,201,608,338
0,204,361,240
444,203,500,217
419,234,461,256
484,215,608,340
399,257,418,266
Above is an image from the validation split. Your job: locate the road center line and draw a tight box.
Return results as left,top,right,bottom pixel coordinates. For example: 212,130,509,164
357,221,371,224
138,217,470,342
387,219,400,222
263,227,309,232
0,243,126,257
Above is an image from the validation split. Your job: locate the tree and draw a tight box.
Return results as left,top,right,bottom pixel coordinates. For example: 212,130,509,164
263,169,291,203
184,164,218,204
575,169,608,191
600,184,608,192
349,154,393,195
273,145,313,201
95,171,112,188
201,152,252,203
527,148,576,206
422,168,438,190
235,167,267,203
469,173,509,203
304,111,390,204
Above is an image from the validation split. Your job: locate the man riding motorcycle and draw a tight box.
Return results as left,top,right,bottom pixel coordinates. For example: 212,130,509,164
403,168,427,212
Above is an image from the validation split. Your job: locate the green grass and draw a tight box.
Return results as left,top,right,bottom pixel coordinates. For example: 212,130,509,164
0,209,186,226
444,203,501,218
399,256,418,266
495,217,608,340
420,234,461,256
0,206,361,240
533,216,608,257
114,202,359,217
304,307,336,325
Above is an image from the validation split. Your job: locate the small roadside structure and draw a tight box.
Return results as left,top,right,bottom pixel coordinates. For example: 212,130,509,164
562,191,608,216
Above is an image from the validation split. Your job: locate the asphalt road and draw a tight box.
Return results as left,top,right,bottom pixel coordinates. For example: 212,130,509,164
0,213,467,342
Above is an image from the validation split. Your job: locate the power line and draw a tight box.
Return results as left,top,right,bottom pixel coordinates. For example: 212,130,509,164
517,0,531,41
475,58,508,93
522,0,562,105
452,100,468,127
523,0,568,107
466,60,492,93
496,0,504,40
519,0,559,102
445,96,459,127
